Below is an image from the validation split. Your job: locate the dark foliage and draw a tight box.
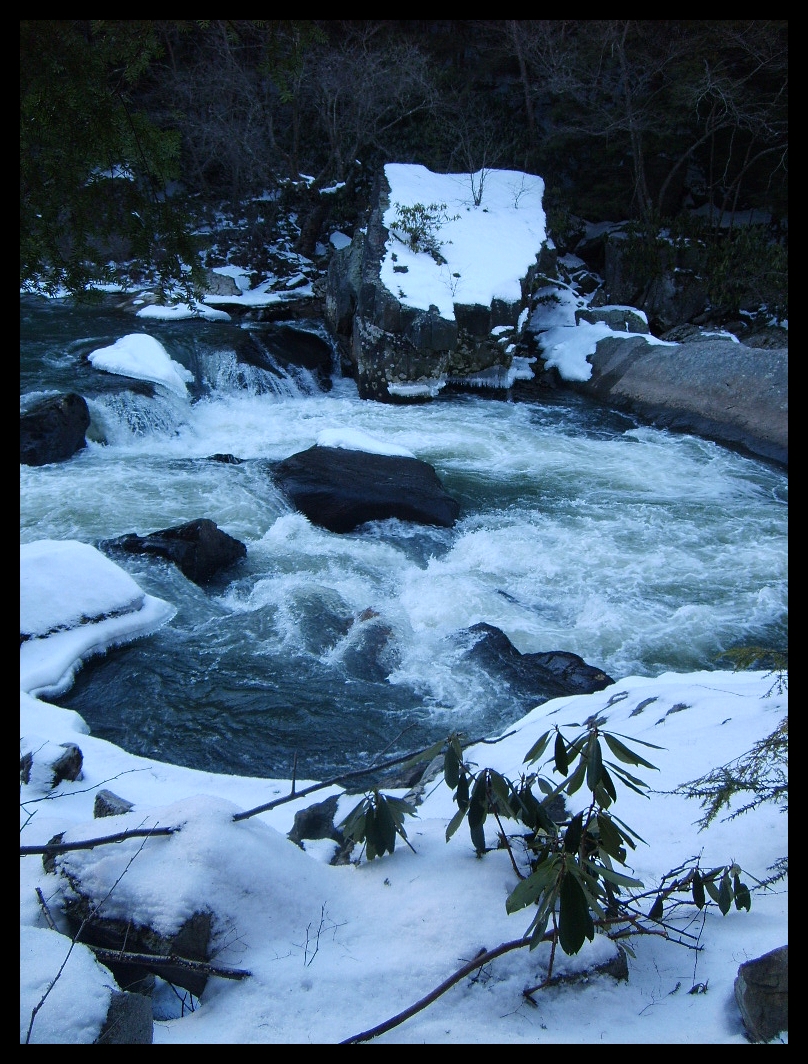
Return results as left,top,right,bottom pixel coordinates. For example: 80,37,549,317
21,20,787,306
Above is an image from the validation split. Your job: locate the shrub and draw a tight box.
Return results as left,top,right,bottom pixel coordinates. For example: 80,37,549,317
341,720,754,980
389,202,459,258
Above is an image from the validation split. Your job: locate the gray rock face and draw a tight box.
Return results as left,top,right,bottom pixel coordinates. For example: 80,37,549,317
60,895,214,998
734,945,788,1043
325,171,543,401
288,794,344,848
568,335,787,467
94,788,135,818
20,741,84,788
20,392,90,466
602,229,709,332
96,990,154,1044
272,445,460,532
575,306,649,334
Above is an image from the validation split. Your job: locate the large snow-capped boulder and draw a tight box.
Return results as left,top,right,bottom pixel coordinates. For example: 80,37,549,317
325,164,550,402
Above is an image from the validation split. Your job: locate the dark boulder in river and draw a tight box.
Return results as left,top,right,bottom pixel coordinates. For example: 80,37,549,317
101,518,247,586
20,392,90,466
465,622,615,704
272,445,460,533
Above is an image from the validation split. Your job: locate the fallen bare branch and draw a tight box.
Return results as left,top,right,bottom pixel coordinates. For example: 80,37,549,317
84,946,251,981
233,730,517,823
20,825,175,857
338,936,531,1044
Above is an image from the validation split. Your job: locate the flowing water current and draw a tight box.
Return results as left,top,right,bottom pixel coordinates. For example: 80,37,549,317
20,296,788,782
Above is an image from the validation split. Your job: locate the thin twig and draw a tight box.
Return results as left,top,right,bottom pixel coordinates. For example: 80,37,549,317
35,887,58,931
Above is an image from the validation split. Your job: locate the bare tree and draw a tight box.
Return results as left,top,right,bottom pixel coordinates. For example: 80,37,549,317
306,23,437,188
497,20,788,225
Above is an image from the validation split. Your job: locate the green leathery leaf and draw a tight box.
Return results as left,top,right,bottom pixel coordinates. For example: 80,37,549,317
733,874,752,912
506,858,559,914
592,864,644,890
718,871,732,914
510,785,539,827
608,764,649,788
574,875,608,923
401,738,445,769
338,797,369,839
596,814,623,857
604,730,666,752
445,805,467,842
586,736,603,791
554,730,569,775
455,772,469,811
449,734,465,758
608,769,651,799
468,774,488,829
565,759,587,796
558,870,595,955
534,800,557,835
649,895,664,921
470,819,487,854
489,771,514,815
692,871,706,909
444,744,460,788
374,793,398,854
528,910,551,950
364,809,382,859
523,730,552,766
364,808,385,859
600,765,617,802
704,876,721,903
607,811,645,847
602,732,660,770
383,794,418,820
564,811,584,853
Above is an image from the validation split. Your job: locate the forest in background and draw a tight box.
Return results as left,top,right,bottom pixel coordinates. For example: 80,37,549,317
20,20,788,315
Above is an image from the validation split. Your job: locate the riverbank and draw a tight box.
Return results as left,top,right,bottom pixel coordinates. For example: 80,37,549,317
549,334,788,469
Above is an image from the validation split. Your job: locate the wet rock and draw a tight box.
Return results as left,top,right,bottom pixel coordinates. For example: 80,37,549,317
20,392,90,466
464,622,614,703
272,445,460,533
101,518,247,586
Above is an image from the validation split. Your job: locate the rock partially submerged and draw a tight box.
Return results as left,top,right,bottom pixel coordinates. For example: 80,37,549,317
272,445,460,532
20,392,90,466
562,333,787,468
465,622,614,704
101,518,247,586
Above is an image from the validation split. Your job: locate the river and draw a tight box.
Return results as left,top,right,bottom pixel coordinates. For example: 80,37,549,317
20,294,788,781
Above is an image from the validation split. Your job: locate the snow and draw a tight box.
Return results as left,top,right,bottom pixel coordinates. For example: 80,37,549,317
20,163,787,1044
87,334,195,398
20,539,788,1044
